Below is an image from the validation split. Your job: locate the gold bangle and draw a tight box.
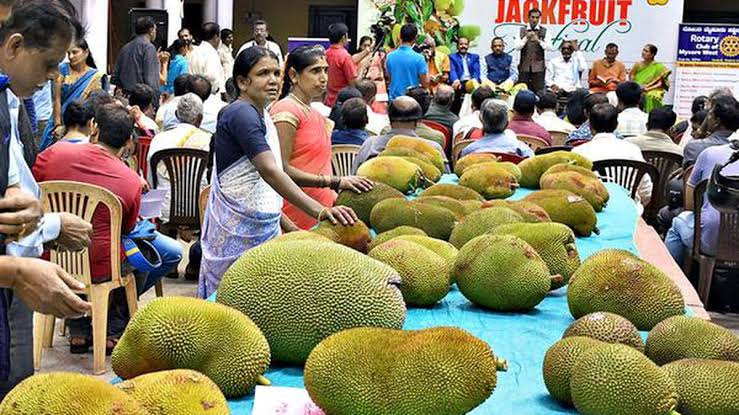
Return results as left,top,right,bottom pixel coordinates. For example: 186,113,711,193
317,207,327,221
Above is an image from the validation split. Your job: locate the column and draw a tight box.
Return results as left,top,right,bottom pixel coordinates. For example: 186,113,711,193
216,0,234,30
145,0,162,8
163,0,183,46
81,0,109,72
203,0,217,23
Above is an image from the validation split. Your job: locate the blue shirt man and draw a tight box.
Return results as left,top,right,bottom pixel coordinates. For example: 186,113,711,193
484,37,517,84
460,99,534,159
386,24,429,100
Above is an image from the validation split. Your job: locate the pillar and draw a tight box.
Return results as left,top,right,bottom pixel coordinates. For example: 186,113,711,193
203,0,217,23
163,0,183,46
81,0,109,72
216,0,234,30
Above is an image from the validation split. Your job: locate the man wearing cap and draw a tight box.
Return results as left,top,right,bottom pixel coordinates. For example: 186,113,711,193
508,90,552,144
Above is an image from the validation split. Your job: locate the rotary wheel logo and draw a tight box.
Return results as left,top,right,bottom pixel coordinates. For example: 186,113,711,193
720,36,739,58
646,0,668,5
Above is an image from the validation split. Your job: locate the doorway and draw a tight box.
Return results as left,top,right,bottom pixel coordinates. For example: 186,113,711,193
308,6,357,52
183,2,205,42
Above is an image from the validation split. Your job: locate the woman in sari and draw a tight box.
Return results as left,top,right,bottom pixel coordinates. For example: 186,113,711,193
161,39,188,95
40,39,107,150
271,46,373,230
198,47,358,299
630,44,671,113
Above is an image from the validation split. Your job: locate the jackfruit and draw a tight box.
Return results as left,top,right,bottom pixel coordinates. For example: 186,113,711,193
570,344,679,415
421,183,484,201
369,226,427,251
568,249,685,330
335,183,404,225
460,199,483,214
400,156,441,183
379,147,433,163
482,200,551,222
369,239,450,307
304,326,507,415
0,372,147,415
116,370,229,415
454,153,498,177
449,207,523,249
217,241,406,364
563,312,645,352
543,336,606,406
416,195,467,219
518,151,593,188
540,165,609,211
466,161,522,181
489,222,580,289
112,297,271,398
356,156,424,193
452,234,557,311
393,234,458,283
663,359,739,415
459,163,519,199
370,198,457,240
313,219,372,253
269,230,332,244
646,316,739,365
524,189,598,236
386,135,444,172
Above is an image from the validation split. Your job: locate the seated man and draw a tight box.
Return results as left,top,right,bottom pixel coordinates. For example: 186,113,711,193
567,92,622,144
32,103,182,352
626,107,682,156
404,87,446,147
683,95,738,168
588,43,626,93
534,89,575,133
355,79,389,136
508,90,552,145
128,83,160,135
159,75,215,133
484,37,517,85
156,73,192,131
453,85,496,139
545,40,586,98
424,84,459,133
331,98,369,146
422,36,451,94
460,99,534,159
615,81,648,138
449,37,481,114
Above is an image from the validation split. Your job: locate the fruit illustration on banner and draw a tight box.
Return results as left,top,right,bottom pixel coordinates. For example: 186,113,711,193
647,0,669,5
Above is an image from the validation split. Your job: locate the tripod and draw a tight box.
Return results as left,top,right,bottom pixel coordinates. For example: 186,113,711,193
361,36,389,91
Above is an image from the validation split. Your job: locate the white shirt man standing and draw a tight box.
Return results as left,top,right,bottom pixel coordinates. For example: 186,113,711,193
237,19,284,66
189,22,226,95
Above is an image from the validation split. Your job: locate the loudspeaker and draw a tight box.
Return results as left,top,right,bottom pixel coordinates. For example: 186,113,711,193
129,8,169,51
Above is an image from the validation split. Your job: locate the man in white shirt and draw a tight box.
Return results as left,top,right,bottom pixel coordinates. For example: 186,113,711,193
237,19,284,66
534,90,575,133
626,107,683,156
218,29,234,82
545,40,586,96
355,79,389,136
615,81,648,138
453,85,496,139
189,22,226,95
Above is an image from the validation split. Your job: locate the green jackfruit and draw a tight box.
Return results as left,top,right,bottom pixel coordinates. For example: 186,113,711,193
313,219,372,253
453,234,557,311
518,151,593,188
387,135,444,171
335,183,404,225
400,157,441,183
393,234,458,282
421,183,484,201
370,198,457,240
524,189,598,236
0,372,147,415
646,316,739,365
269,230,332,244
217,241,406,364
663,359,739,415
482,200,551,222
112,297,271,398
543,336,606,406
563,312,645,352
369,226,427,251
369,239,450,307
542,163,598,178
459,163,519,199
540,165,609,211
449,207,523,249
460,199,484,214
379,147,433,163
356,156,424,193
568,249,685,330
116,370,229,415
416,195,467,219
304,326,507,415
465,161,521,181
570,344,679,415
489,222,580,289
454,153,499,176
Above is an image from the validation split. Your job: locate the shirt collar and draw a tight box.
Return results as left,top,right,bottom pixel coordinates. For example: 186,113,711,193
592,132,617,141
643,131,671,140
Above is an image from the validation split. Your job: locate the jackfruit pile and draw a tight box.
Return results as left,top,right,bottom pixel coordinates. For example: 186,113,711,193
563,311,645,352
449,206,523,249
217,240,406,364
386,135,445,172
453,153,499,176
482,200,551,222
304,327,507,415
421,183,484,200
111,297,270,398
646,315,739,365
312,219,372,253
663,359,739,415
459,162,520,199
543,336,605,405
539,164,610,211
416,195,467,219
356,156,425,193
518,151,593,188
371,198,457,240
524,190,599,236
335,182,404,224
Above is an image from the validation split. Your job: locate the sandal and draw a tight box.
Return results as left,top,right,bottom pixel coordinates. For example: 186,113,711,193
69,336,91,354
106,337,119,356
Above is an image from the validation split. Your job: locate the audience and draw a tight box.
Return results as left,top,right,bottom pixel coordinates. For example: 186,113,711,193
424,84,459,132
564,88,590,127
566,92,613,144
128,84,160,134
331,98,369,146
112,16,160,96
405,87,446,146
59,101,94,143
460,99,534,159
683,94,739,168
385,23,428,100
190,22,225,95
162,39,189,95
453,85,496,139
534,89,575,133
177,27,197,61
218,28,234,83
328,87,363,131
156,73,193,130
355,78,389,135
508,90,552,144
615,81,648,138
626,108,682,155
192,75,224,134
674,95,707,147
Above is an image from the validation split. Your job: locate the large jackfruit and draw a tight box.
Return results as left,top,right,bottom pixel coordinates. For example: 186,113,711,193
393,234,458,283
416,195,467,219
663,359,739,415
543,336,606,406
646,316,739,365
453,234,557,311
0,372,147,415
449,207,523,249
369,226,427,251
304,326,507,415
335,183,404,224
459,163,519,199
570,344,679,415
524,189,598,236
369,239,450,307
563,312,645,352
370,198,457,241
454,153,499,176
217,241,406,364
379,147,433,162
386,135,444,171
540,164,609,211
112,297,271,398
356,156,424,193
482,200,551,223
399,156,441,183
460,199,484,214
269,230,332,244
518,151,593,188
489,222,580,290
313,219,372,253
116,370,229,415
568,249,684,330
421,183,484,201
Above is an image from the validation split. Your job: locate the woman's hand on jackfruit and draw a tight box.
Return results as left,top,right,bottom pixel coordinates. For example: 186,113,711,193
339,176,374,193
323,206,358,226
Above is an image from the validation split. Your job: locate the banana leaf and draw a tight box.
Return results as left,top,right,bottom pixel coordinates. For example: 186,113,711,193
406,2,422,26
421,0,434,20
394,1,406,24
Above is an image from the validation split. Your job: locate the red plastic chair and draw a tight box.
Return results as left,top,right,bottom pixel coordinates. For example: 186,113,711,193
135,136,153,182
421,120,452,152
488,152,525,164
568,139,589,147
465,128,485,141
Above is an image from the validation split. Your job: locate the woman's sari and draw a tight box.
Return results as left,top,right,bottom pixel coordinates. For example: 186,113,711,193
40,62,106,150
632,61,671,113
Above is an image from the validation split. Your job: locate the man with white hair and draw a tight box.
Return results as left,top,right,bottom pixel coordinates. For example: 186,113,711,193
460,99,534,158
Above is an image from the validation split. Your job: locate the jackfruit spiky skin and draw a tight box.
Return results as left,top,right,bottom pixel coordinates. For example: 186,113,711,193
379,147,432,163
449,207,523,249
542,336,606,406
269,230,332,244
663,359,739,415
335,183,404,225
416,195,467,219
217,241,406,364
369,239,450,307
563,312,645,352
112,297,270,398
570,344,679,415
489,222,580,290
386,135,444,171
393,234,458,282
460,199,484,214
0,372,147,415
459,163,519,199
453,234,553,311
399,156,441,183
568,249,685,330
540,165,609,212
116,370,229,415
542,163,599,179
518,151,593,188
370,198,457,240
312,219,372,253
454,153,499,176
369,226,427,251
524,189,598,236
356,156,423,193
421,183,484,201
304,326,504,415
646,316,739,365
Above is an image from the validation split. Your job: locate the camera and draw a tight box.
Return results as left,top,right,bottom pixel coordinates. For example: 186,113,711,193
370,11,395,46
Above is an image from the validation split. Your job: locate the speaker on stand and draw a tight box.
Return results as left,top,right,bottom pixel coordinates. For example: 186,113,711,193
129,8,169,50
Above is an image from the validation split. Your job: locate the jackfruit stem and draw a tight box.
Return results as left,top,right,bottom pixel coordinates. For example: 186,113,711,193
549,274,564,285
592,226,600,235
495,358,508,372
256,375,271,386
668,411,682,415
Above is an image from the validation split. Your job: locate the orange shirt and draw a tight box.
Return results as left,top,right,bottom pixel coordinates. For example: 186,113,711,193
589,59,627,93
427,52,450,92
